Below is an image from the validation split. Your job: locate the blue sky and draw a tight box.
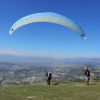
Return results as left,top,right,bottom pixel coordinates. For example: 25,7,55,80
0,0,100,58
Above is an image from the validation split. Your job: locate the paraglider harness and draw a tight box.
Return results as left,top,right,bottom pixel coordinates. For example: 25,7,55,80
45,72,52,78
48,72,52,79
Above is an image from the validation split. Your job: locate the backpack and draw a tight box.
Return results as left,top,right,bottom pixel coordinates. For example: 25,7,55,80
48,72,52,78
88,70,90,76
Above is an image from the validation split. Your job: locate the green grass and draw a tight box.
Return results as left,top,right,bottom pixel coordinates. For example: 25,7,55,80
0,82,100,100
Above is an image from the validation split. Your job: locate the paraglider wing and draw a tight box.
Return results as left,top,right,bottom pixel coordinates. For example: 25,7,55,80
9,12,86,40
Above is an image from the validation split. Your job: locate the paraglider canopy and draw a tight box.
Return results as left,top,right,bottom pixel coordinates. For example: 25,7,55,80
9,12,86,40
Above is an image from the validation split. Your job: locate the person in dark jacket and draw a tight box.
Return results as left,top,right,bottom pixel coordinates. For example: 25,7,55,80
45,71,52,85
84,67,90,85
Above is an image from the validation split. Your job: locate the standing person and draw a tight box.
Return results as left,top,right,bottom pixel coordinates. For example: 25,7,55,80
84,67,90,85
45,71,52,85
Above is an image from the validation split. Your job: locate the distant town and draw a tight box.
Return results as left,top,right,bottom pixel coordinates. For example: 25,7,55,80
0,60,100,86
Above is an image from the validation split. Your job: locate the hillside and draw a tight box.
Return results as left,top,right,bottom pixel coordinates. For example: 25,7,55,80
0,82,100,100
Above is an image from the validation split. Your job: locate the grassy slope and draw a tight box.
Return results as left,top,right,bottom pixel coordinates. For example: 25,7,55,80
0,82,100,100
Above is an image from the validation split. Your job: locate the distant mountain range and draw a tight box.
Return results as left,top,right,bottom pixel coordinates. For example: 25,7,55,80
0,54,100,65
0,54,56,63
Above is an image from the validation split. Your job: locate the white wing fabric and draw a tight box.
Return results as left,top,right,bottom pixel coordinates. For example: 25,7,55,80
9,12,86,39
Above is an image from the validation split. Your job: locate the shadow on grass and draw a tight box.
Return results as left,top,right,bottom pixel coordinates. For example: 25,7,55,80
89,83,97,85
